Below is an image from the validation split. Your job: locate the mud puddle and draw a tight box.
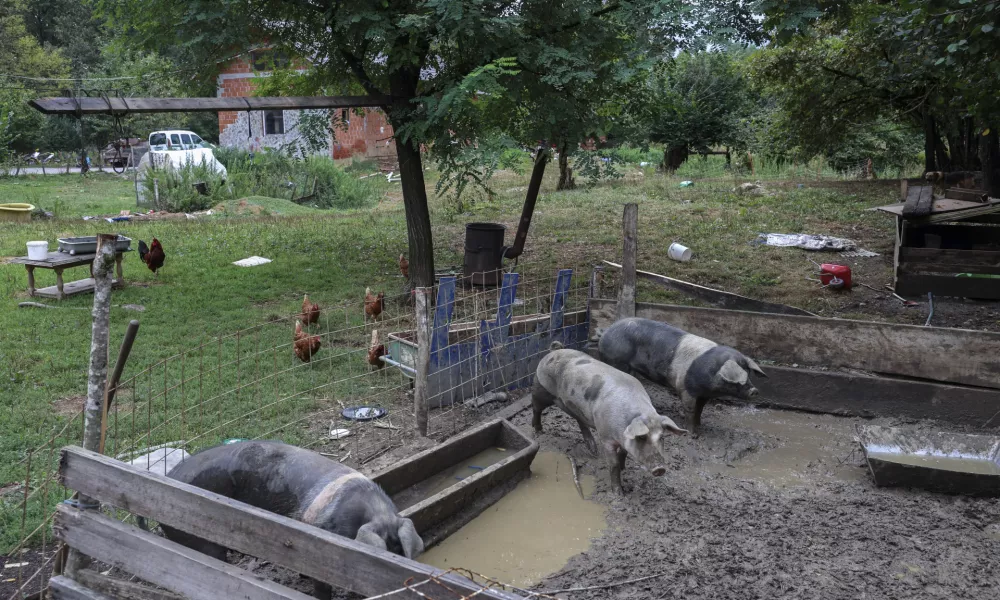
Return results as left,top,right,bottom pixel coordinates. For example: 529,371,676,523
420,452,607,587
705,408,865,486
393,447,512,511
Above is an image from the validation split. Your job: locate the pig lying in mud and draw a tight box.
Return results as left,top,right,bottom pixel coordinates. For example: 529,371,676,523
598,317,767,437
163,441,422,599
533,342,686,494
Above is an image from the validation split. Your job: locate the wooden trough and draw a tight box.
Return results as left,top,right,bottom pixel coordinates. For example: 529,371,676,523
374,419,539,549
386,270,589,407
52,445,529,600
858,425,1000,497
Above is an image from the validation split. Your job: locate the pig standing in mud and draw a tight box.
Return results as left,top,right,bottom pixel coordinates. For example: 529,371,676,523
533,342,686,494
598,317,767,436
163,441,422,599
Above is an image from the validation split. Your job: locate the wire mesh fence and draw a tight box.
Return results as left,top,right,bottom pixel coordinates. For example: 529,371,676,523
3,259,604,600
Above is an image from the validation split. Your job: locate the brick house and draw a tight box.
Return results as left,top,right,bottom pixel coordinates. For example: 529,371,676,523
217,50,397,166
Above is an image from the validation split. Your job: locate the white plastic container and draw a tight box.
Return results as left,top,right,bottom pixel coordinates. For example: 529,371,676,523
26,241,49,261
668,242,692,262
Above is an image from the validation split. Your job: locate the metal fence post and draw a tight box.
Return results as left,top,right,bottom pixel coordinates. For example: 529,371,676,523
414,287,432,437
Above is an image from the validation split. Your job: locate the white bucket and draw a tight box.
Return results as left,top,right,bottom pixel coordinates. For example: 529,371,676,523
668,242,692,262
26,241,49,261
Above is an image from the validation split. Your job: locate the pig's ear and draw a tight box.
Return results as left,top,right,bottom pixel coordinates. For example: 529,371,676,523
744,357,767,378
355,523,387,552
719,360,749,384
625,417,649,440
660,416,688,435
398,518,424,559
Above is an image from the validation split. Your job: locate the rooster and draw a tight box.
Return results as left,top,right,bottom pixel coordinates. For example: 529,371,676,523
293,320,322,362
367,329,386,369
301,294,320,326
364,287,385,322
399,254,409,279
137,239,165,277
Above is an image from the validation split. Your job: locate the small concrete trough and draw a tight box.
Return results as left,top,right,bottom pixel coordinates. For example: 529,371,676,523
858,425,1000,497
373,419,538,548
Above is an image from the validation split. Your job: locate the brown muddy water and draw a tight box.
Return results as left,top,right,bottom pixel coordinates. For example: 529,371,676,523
419,451,607,587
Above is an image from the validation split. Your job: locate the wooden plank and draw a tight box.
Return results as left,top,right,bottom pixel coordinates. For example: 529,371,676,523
945,188,989,202
900,247,1000,266
589,299,1000,389
414,288,432,437
617,203,638,319
903,223,1000,247
53,506,314,600
751,366,1000,428
58,447,523,600
30,95,393,115
33,278,121,299
899,262,1000,275
603,261,815,317
49,576,115,600
902,185,934,217
73,571,184,600
10,252,99,268
895,274,1000,299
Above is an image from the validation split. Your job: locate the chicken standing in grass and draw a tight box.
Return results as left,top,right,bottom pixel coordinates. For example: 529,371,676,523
293,320,321,362
399,254,409,279
301,294,320,326
138,239,165,277
367,330,386,369
364,287,385,322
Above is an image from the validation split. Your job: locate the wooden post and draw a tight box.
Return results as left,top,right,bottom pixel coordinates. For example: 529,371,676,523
65,233,117,577
413,288,432,437
617,204,638,320
153,179,160,208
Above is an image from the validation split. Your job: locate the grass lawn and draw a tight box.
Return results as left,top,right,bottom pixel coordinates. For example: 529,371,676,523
0,164,916,551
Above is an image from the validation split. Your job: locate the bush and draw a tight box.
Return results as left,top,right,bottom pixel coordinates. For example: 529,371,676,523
141,160,229,212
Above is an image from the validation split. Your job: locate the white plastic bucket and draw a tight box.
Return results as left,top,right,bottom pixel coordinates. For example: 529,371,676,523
26,241,49,260
668,242,692,262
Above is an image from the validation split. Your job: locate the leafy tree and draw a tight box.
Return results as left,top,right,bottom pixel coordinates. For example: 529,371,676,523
98,0,755,286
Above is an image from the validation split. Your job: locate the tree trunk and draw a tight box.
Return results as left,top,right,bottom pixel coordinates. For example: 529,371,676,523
935,136,952,172
663,145,689,172
923,111,937,173
389,70,435,289
557,142,575,190
982,128,1000,198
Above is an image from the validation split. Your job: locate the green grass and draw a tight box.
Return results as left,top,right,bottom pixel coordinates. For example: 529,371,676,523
212,196,329,217
0,164,906,551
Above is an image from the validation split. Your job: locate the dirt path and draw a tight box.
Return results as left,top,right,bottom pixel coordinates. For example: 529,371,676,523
515,386,1000,599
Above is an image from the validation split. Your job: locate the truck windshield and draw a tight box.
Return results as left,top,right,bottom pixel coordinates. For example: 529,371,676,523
149,133,167,150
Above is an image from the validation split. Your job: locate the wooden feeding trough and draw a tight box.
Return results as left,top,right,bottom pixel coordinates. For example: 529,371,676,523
858,425,1000,497
373,419,539,549
877,185,1000,299
385,270,590,407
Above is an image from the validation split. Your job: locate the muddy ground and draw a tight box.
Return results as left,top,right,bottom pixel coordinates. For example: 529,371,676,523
518,385,1000,600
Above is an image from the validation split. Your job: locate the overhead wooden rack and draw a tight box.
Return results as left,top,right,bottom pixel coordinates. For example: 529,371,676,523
29,95,393,115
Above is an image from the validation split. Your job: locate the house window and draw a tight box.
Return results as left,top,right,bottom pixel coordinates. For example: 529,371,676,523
251,50,290,72
341,109,349,124
264,110,285,135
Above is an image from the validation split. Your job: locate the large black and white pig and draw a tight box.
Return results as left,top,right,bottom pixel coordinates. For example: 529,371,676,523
162,441,422,599
598,317,767,436
532,343,686,494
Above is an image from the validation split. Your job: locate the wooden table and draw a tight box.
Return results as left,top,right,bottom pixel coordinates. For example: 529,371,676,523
10,250,128,300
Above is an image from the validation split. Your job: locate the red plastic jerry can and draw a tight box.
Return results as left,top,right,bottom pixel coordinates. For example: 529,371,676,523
820,264,852,290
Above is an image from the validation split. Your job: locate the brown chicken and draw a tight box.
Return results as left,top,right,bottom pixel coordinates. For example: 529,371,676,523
367,329,386,369
399,254,409,279
293,320,322,362
301,294,320,325
364,287,385,321
138,239,165,277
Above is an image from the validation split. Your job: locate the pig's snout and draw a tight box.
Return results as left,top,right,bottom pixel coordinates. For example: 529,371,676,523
652,466,666,477
748,387,759,398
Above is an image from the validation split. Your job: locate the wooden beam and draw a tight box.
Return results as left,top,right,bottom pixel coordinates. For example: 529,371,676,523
945,188,989,203
49,576,115,600
589,299,1000,389
74,570,184,600
603,261,815,317
900,247,1000,267
751,366,1000,428
895,274,1000,299
902,185,934,217
58,447,523,600
617,203,638,320
29,95,393,115
54,506,314,600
